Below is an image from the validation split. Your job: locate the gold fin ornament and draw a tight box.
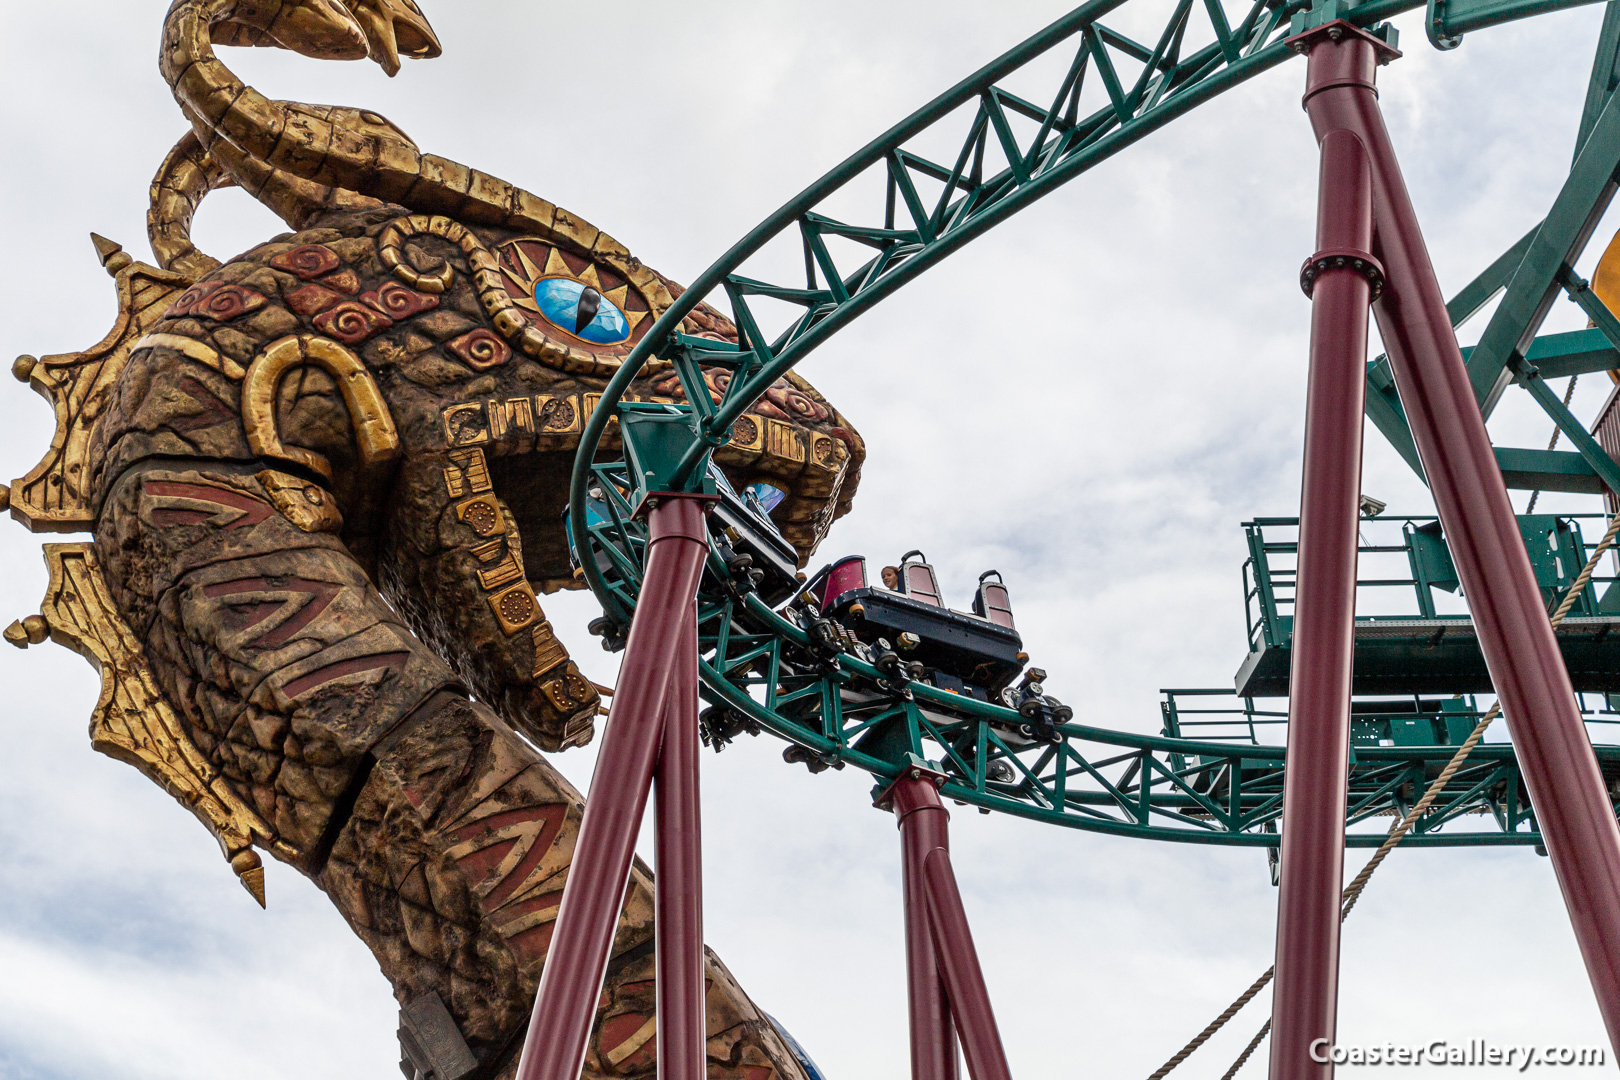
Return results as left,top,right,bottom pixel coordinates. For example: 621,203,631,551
6,544,295,906
1590,228,1620,384
8,236,191,533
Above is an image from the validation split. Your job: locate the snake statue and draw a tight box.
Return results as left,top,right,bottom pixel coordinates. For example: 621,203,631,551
4,2,863,1077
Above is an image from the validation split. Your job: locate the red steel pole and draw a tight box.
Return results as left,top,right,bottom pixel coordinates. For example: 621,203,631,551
1299,19,1620,1050
515,495,711,1080
891,770,959,1080
1270,40,1381,1080
887,770,1011,1080
923,853,1011,1080
655,611,706,1080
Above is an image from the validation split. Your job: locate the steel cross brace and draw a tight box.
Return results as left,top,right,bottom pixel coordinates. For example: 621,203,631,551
1464,0,1620,417
1280,21,1620,1073
877,761,1012,1080
1578,0,1620,160
1510,350,1620,494
1366,1,1620,496
1466,78,1620,416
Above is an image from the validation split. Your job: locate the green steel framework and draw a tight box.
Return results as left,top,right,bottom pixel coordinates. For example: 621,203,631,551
574,469,1620,848
567,0,1620,849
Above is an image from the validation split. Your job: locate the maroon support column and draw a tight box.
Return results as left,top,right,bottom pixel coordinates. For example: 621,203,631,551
655,613,706,1080
515,495,712,1080
923,854,1011,1080
1296,20,1620,1050
894,769,959,1080
885,768,1010,1080
1270,35,1382,1080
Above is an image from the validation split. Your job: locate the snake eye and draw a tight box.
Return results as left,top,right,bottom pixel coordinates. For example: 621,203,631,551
534,277,630,345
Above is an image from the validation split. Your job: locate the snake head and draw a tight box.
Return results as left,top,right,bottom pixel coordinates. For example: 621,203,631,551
252,0,372,61
345,0,443,77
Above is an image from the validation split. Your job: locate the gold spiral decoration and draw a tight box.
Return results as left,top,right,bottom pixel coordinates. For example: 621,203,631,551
377,215,460,294
320,303,388,341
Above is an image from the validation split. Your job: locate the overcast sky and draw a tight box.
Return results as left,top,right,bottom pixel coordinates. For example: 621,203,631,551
3,1,1619,1078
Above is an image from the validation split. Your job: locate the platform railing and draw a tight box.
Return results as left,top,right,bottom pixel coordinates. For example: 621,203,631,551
1239,513,1620,653
1162,687,1620,749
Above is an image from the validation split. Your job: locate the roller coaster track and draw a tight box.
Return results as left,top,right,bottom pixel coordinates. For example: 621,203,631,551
573,464,1620,848
568,0,1617,849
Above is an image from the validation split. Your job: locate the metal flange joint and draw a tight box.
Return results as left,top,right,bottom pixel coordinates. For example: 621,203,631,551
1300,247,1387,301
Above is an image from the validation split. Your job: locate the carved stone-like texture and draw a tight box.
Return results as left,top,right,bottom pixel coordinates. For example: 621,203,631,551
38,542,284,902
322,693,805,1078
9,4,867,1068
85,206,864,758
65,203,852,1075
90,458,804,1077
95,461,451,857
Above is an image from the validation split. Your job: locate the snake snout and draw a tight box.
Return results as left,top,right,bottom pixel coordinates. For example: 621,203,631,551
346,0,444,77
266,0,371,61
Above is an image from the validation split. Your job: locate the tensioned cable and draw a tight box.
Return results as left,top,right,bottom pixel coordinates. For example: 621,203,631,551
1218,1020,1271,1080
1147,511,1620,1080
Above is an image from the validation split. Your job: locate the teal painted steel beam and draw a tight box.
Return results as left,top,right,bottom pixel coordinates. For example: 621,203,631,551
571,0,1611,609
558,0,1620,848
571,0,1321,615
1495,446,1608,491
1560,264,1620,346
1508,325,1620,378
1441,0,1607,36
676,26,1327,472
1359,3,1620,493
1365,308,1616,490
1513,356,1620,493
1448,224,1540,327
1577,0,1620,157
1366,356,1427,478
1363,326,1620,481
1362,227,1539,484
1466,91,1620,417
570,487,1620,847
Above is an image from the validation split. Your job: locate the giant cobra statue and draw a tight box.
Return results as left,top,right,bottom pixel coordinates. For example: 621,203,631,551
4,2,864,1077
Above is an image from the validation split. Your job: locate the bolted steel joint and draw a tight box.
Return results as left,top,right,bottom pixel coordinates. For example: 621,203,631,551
1300,246,1386,301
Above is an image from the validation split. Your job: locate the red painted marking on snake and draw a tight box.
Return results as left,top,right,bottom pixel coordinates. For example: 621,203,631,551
201,577,342,647
146,481,273,530
599,1012,655,1071
450,803,569,911
167,377,237,435
497,891,566,962
282,652,407,698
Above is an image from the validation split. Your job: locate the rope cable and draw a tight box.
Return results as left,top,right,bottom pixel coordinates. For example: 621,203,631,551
1144,967,1276,1080
1218,1021,1271,1080
1151,510,1620,1080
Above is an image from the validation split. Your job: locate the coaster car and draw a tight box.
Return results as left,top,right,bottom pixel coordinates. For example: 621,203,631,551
567,467,802,608
708,472,801,606
809,551,1027,694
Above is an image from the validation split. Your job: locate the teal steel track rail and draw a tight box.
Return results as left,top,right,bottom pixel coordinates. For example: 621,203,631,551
569,0,1605,622
572,471,1620,847
566,0,1613,845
